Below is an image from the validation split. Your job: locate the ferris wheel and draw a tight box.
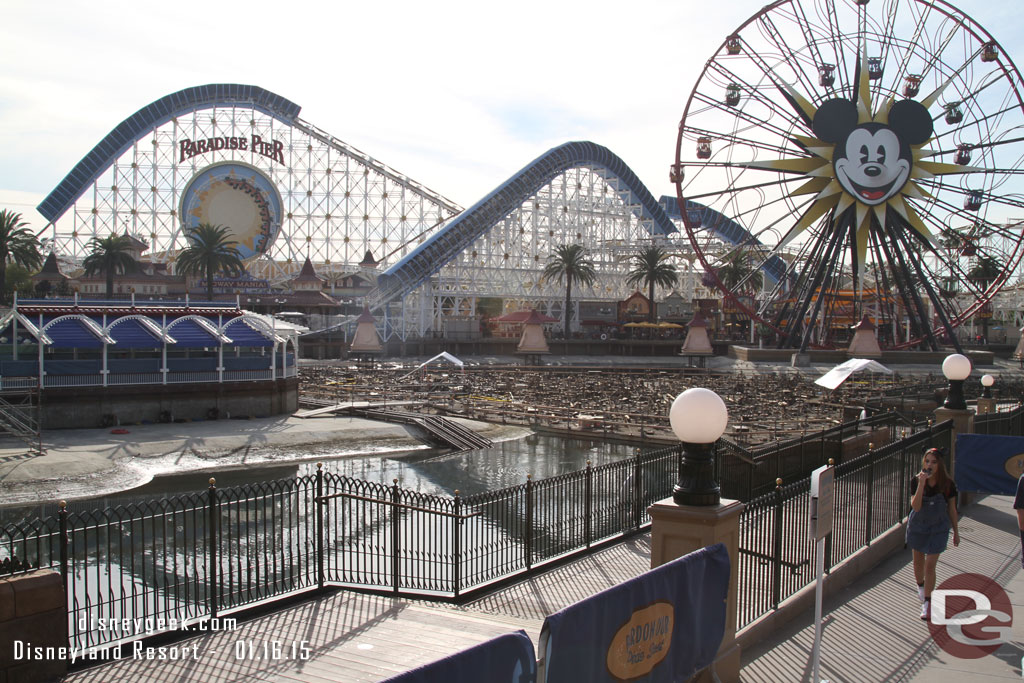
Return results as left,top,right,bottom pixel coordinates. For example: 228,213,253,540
673,0,1024,351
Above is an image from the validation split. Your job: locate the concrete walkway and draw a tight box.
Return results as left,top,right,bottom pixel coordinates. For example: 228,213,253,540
741,493,1024,682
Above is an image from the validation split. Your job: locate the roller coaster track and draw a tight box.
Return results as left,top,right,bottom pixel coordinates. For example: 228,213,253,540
38,83,462,226
658,196,789,286
366,141,680,310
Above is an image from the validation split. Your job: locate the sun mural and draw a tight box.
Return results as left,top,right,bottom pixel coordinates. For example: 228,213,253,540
755,53,975,282
179,162,284,261
673,0,1024,352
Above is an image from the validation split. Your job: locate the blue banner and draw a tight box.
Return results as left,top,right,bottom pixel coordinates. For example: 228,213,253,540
954,434,1024,494
380,629,536,683
540,543,729,683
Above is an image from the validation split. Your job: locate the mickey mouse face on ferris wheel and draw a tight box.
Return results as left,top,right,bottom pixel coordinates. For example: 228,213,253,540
812,98,934,207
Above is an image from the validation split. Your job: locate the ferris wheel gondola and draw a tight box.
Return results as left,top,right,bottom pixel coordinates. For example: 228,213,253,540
674,0,1024,351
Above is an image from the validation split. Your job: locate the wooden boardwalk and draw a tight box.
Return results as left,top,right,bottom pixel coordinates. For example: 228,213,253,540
64,536,652,682
295,400,425,418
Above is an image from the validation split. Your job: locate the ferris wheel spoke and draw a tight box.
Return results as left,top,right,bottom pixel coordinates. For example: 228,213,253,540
818,1,854,98
682,175,808,204
701,58,820,133
868,238,904,328
895,222,964,349
942,132,1024,160
724,191,820,240
880,0,932,88
798,224,850,350
789,1,839,96
680,124,804,159
697,64,816,140
687,93,805,148
877,225,941,350
749,14,821,112
914,180,1024,214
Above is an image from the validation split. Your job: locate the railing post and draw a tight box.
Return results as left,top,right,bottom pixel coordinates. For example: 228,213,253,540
633,450,643,531
453,490,462,598
207,477,219,619
771,478,783,610
525,475,533,571
901,439,911,519
838,420,844,460
746,456,753,500
585,461,593,549
391,478,401,594
58,500,69,600
865,443,875,547
316,463,324,591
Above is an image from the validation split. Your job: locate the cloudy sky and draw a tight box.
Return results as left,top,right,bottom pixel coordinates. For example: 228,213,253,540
2,0,1023,231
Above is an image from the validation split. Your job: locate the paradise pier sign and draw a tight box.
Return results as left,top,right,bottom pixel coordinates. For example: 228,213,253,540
179,135,285,165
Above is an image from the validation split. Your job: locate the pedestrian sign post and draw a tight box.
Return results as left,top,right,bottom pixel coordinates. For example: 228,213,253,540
810,463,834,540
810,462,835,683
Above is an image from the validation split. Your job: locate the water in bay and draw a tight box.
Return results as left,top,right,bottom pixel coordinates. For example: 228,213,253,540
1,432,650,649
3,433,638,519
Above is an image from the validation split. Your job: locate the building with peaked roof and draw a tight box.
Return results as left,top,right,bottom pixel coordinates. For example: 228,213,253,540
291,257,325,291
349,306,383,356
516,309,552,357
31,252,71,296
680,312,714,356
847,315,882,358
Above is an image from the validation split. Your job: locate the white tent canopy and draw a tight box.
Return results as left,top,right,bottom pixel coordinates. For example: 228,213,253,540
813,358,893,390
400,352,465,379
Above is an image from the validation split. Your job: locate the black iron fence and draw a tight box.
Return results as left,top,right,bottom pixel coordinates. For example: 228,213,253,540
1,447,680,652
718,410,920,500
974,403,1024,435
736,420,954,630
0,413,962,654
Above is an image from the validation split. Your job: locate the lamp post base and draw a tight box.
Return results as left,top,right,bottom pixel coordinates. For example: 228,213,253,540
673,441,720,506
649,497,745,682
943,379,967,410
673,483,721,506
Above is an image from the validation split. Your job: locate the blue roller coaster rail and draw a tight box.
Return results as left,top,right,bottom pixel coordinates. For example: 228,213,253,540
373,141,679,307
33,83,786,323
658,196,787,287
37,84,301,223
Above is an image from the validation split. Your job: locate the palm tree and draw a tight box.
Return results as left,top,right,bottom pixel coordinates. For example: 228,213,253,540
0,210,42,303
175,223,245,300
966,255,1003,342
625,246,679,322
715,249,763,294
542,244,597,336
967,255,1002,289
82,234,138,298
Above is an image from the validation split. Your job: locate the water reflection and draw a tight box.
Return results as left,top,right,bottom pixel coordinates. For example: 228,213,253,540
60,433,635,512
1,432,644,649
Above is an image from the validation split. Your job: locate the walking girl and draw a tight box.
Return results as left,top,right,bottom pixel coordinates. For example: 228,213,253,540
906,447,960,620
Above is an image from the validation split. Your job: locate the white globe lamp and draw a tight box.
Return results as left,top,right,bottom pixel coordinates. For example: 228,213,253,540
981,373,995,399
669,388,728,505
941,353,972,410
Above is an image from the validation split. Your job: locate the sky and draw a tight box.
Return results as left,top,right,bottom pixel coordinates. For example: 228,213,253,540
2,0,1024,233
